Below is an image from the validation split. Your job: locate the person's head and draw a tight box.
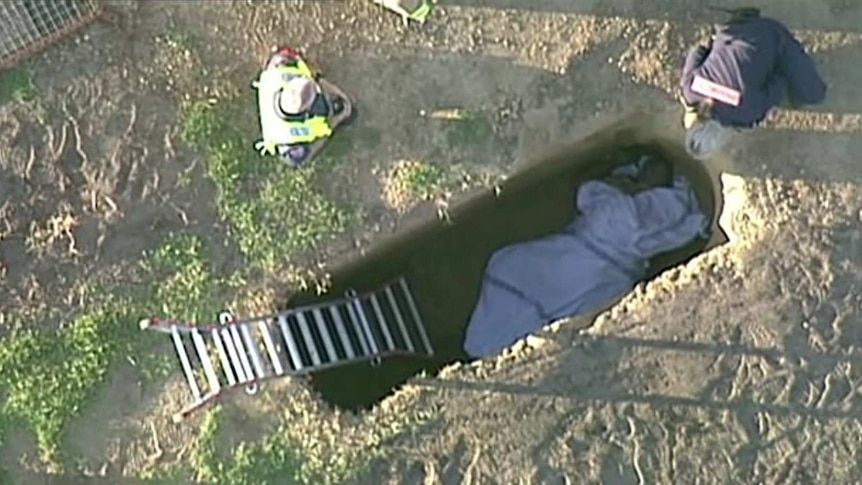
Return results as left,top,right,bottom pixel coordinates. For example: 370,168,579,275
636,157,673,189
277,77,316,115
684,117,733,159
602,156,673,194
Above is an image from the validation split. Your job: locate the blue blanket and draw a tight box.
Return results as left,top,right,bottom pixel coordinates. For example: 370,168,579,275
463,170,709,358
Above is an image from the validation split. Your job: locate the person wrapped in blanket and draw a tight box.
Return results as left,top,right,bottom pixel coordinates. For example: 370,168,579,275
679,9,826,159
463,151,710,359
253,47,353,167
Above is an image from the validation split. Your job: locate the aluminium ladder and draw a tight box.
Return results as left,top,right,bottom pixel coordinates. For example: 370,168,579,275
140,277,434,421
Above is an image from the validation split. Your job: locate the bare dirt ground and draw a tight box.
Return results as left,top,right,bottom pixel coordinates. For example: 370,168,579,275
1,0,862,483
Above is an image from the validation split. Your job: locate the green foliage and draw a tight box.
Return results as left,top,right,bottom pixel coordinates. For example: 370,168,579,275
142,233,222,322
140,463,196,485
189,407,222,484
180,100,225,153
400,161,446,200
0,68,34,104
0,233,222,465
179,99,349,270
178,403,436,485
163,29,196,50
0,310,128,462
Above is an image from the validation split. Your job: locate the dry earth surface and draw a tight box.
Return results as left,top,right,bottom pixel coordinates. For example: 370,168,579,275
1,0,861,484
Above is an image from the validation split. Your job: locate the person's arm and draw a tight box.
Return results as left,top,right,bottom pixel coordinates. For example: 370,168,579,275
752,74,788,121
679,45,711,98
317,78,352,125
304,138,327,162
777,31,827,106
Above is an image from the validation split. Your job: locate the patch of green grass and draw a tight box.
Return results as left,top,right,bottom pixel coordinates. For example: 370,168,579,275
0,309,133,464
140,463,197,485
164,29,196,50
389,160,446,202
140,233,225,322
185,407,358,485
0,68,34,104
0,233,224,466
403,161,445,200
180,99,350,270
176,401,436,485
443,110,493,146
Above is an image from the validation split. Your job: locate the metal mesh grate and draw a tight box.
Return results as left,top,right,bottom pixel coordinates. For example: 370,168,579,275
0,0,105,70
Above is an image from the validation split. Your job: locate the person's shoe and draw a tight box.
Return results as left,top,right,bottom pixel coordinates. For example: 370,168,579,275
682,106,699,130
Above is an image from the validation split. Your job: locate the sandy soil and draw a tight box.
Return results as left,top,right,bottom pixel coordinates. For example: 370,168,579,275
1,0,861,483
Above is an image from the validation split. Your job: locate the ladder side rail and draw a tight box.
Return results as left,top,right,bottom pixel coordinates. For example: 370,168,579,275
285,348,421,376
172,369,291,422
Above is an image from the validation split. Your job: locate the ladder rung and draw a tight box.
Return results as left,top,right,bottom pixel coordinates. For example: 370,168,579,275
398,278,434,355
258,320,284,376
328,305,356,359
220,328,248,383
229,325,256,383
349,292,380,356
295,312,322,366
384,286,415,352
191,328,221,394
368,294,395,351
171,326,201,399
211,328,237,386
278,314,305,371
311,308,338,362
344,300,371,356
240,323,267,379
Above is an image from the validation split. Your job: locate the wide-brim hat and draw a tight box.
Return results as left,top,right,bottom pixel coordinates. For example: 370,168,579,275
278,77,316,115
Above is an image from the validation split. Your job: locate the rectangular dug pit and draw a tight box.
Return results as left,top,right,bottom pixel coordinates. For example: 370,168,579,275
287,114,725,411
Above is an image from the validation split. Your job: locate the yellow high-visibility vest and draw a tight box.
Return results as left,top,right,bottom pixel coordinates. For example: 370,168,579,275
255,58,332,155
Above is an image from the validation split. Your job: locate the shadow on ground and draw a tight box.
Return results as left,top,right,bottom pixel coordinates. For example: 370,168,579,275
287,112,724,411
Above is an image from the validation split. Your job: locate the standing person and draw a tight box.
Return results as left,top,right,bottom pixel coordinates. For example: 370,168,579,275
679,9,827,159
253,47,353,167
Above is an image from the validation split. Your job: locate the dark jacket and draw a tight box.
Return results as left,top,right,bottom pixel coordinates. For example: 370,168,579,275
680,16,827,128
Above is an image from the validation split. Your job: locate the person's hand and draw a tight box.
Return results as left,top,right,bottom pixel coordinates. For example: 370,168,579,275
329,95,352,125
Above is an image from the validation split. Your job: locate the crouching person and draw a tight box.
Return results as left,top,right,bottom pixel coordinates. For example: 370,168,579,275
254,47,353,167
679,10,827,159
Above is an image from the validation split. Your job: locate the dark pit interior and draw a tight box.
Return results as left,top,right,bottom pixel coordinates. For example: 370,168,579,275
282,116,727,411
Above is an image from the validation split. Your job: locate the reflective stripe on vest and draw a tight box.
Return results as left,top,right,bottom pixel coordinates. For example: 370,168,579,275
256,59,332,150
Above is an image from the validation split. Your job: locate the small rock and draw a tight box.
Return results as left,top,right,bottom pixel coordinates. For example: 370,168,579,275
525,335,546,349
